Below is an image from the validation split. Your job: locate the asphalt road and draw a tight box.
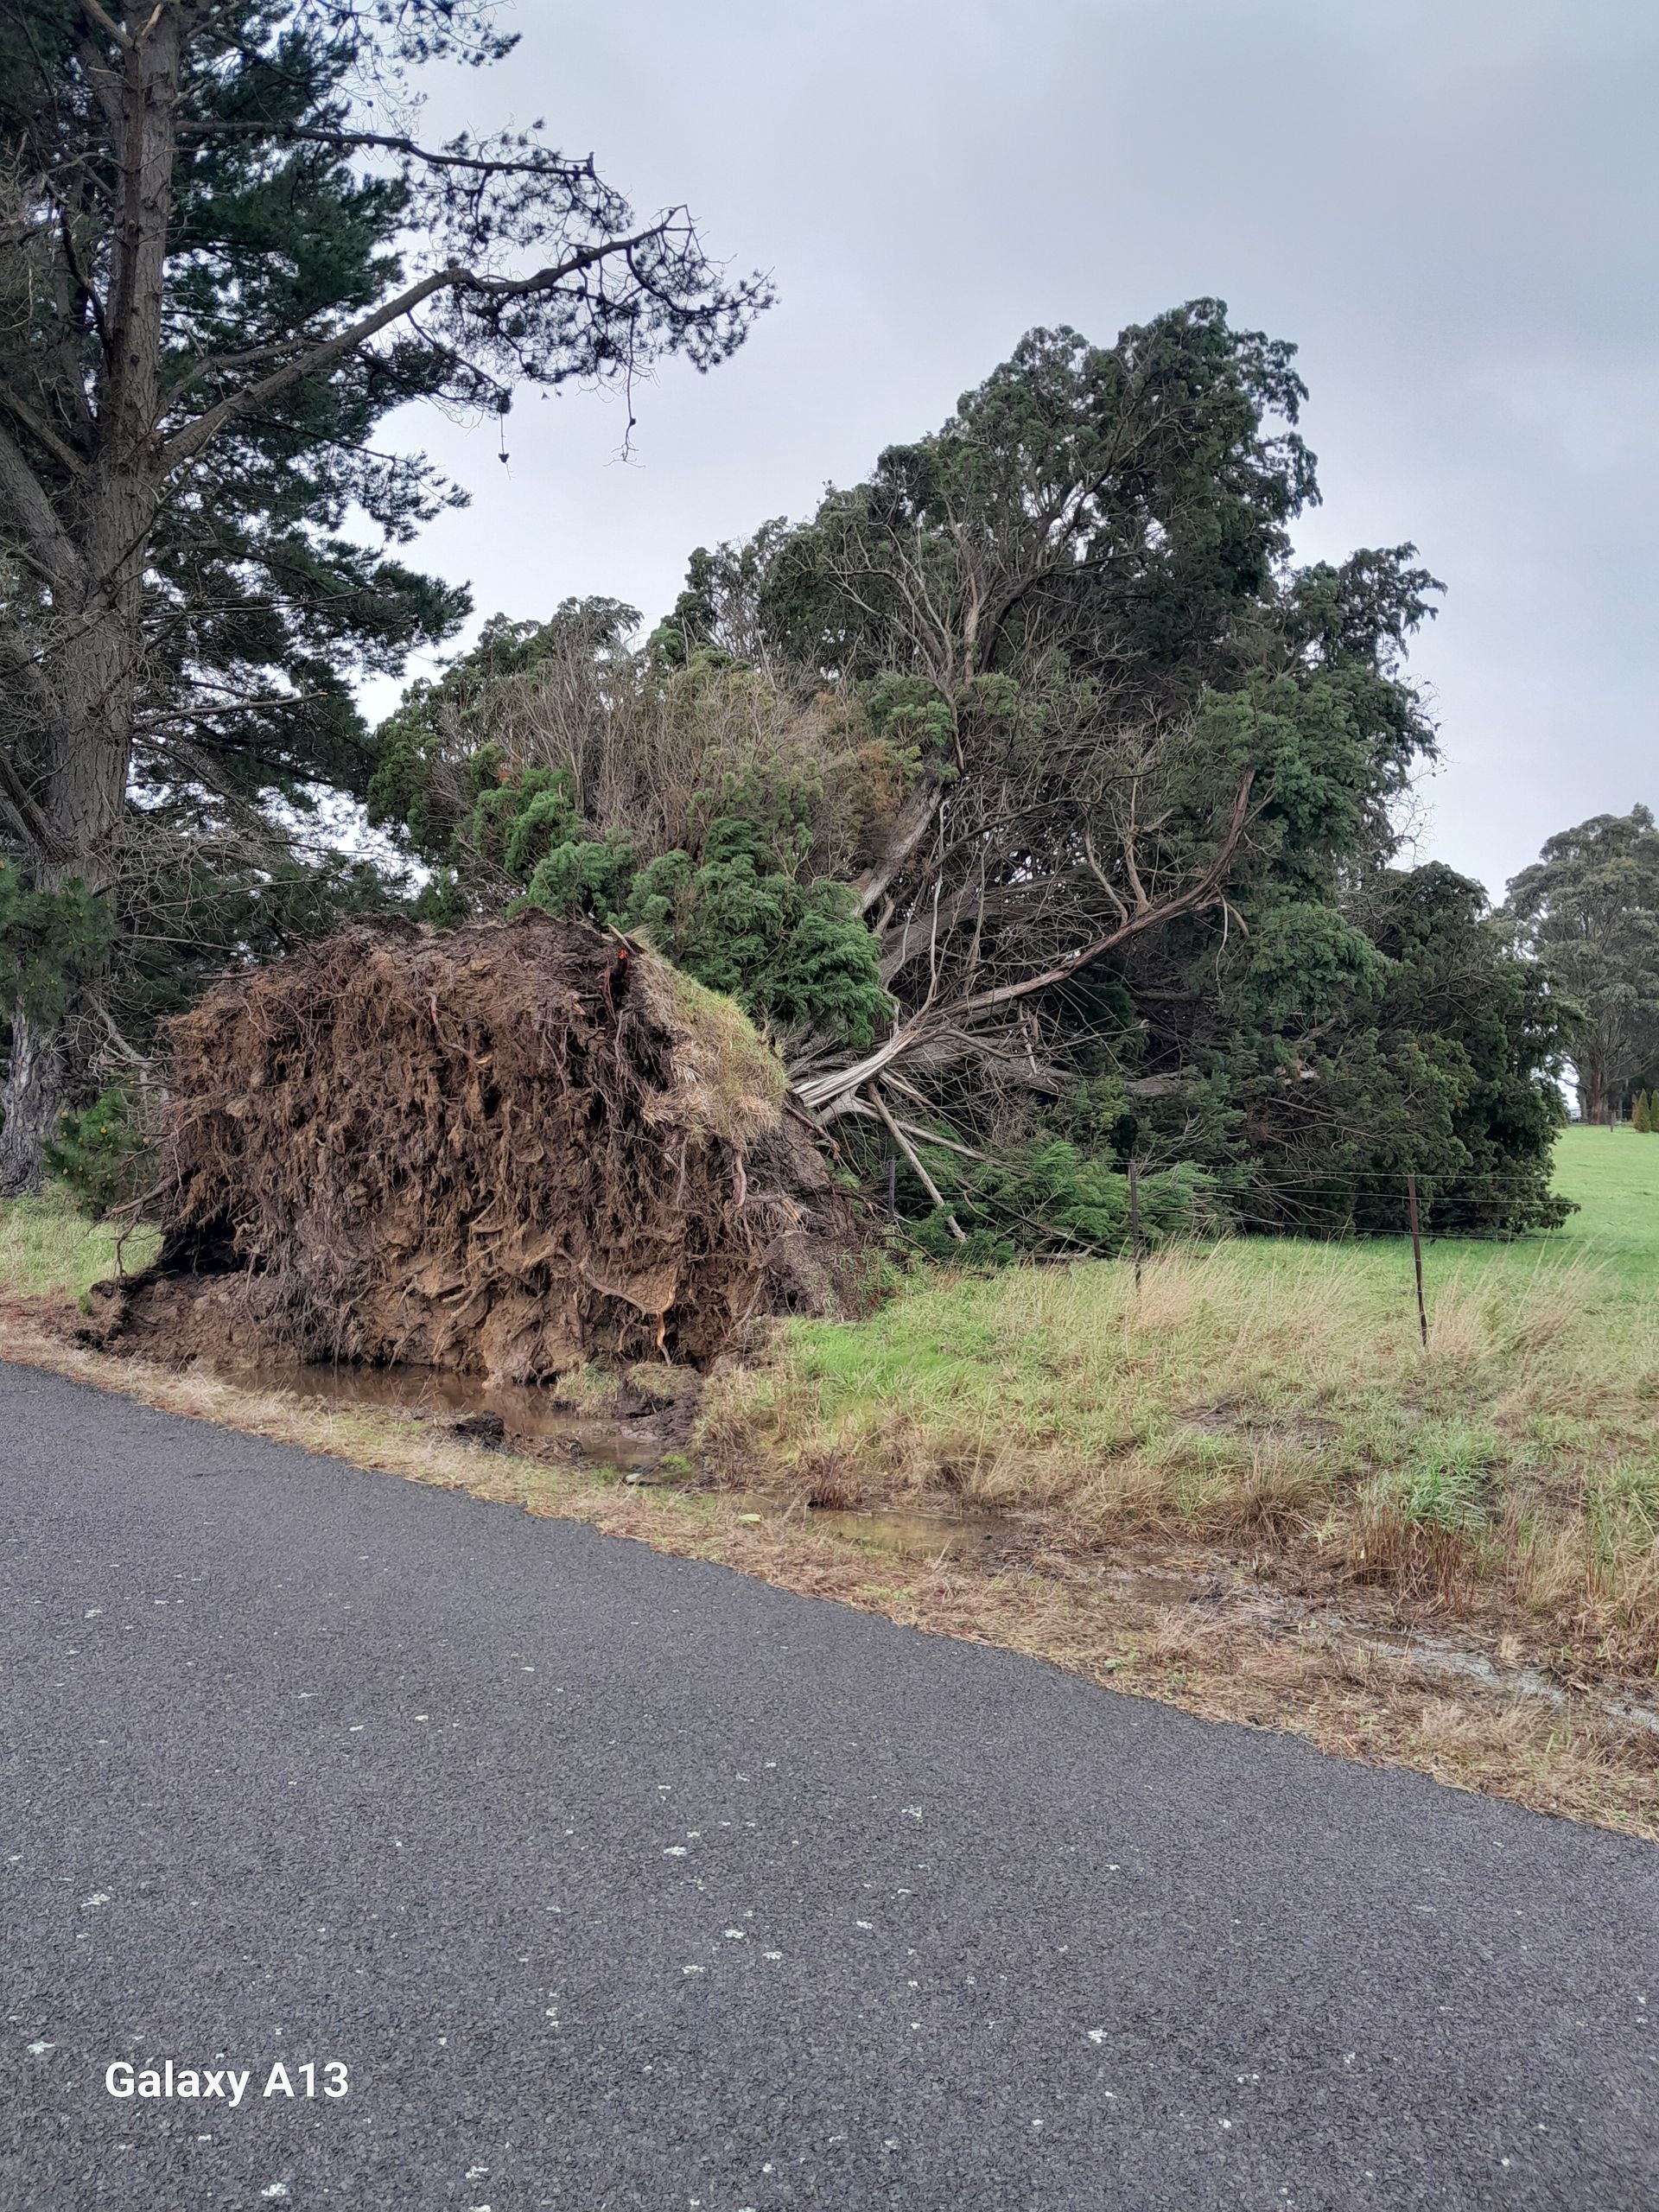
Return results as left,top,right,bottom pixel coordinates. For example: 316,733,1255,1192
3,1359,1657,2211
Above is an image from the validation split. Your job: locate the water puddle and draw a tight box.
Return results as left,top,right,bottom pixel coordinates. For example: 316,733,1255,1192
1079,1557,1659,1737
797,1505,1005,1566
229,1360,659,1478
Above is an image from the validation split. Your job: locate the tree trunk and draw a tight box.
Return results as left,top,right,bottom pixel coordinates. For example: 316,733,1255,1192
0,1010,66,1193
0,12,182,1191
0,623,137,1190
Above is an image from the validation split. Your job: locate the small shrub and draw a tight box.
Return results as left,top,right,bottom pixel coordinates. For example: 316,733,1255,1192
44,1087,153,1219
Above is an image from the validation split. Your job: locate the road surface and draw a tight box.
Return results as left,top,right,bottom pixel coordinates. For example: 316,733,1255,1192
3,1359,1656,2209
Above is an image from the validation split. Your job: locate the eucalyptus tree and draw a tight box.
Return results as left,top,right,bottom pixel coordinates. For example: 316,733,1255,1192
1508,806,1659,1124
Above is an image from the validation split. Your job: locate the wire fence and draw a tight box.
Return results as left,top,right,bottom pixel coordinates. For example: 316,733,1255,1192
859,1135,1588,1350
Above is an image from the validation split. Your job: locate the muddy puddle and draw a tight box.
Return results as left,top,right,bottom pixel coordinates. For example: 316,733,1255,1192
227,1359,660,1478
789,1505,1006,1566
1351,1627,1659,1738
1103,1560,1659,1737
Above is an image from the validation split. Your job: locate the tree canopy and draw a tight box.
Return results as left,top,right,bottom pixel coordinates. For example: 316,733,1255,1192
1507,806,1659,1125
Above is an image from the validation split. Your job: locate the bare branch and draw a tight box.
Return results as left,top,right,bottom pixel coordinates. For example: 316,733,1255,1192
74,0,131,52
1080,825,1128,925
0,419,86,586
953,772,1256,1020
868,1084,966,1241
0,382,88,480
160,224,673,474
855,773,944,916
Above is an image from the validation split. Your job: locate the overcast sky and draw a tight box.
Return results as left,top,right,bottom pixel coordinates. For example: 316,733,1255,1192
376,0,1659,904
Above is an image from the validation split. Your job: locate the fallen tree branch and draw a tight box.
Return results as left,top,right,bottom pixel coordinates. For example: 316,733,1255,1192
868,1084,966,1243
892,1116,985,1161
951,771,1255,1020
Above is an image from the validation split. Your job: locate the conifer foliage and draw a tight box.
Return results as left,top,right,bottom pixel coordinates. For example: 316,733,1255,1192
374,307,1570,1243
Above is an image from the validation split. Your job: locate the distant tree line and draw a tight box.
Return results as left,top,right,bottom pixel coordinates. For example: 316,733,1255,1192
1505,805,1659,1128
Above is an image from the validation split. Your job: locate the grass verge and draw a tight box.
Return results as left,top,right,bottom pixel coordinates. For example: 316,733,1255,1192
0,1185,158,1300
704,1128,1659,1680
0,1293,1654,1841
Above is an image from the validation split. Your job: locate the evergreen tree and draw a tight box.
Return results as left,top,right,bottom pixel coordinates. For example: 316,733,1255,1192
372,308,1569,1241
0,0,766,1184
1508,808,1659,1128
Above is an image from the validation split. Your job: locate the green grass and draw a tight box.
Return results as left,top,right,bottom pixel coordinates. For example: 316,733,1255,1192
1524,1123,1659,1287
704,1123,1659,1666
0,1186,157,1302
7,1122,1659,1664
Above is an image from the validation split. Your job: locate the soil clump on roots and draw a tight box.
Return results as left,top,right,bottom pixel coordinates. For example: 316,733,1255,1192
90,913,859,1378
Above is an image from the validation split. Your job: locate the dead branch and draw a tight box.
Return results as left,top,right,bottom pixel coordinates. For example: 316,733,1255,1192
951,771,1255,1020
868,1084,966,1242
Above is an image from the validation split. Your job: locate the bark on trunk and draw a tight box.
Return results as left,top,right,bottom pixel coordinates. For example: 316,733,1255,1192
0,604,138,1188
0,1009,65,1193
0,13,183,1189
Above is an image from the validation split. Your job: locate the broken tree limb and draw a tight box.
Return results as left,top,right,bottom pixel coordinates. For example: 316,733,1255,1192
950,771,1255,1020
868,1084,967,1242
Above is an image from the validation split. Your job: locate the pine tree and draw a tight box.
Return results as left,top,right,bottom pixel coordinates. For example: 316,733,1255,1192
0,0,766,1185
1634,1090,1652,1134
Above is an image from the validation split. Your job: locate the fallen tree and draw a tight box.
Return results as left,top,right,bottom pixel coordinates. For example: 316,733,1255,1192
353,307,1567,1245
91,914,858,1376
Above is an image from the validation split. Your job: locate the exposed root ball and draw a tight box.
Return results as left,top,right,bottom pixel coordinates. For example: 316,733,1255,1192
94,913,857,1376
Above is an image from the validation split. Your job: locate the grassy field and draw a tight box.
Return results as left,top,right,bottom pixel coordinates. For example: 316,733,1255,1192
705,1126,1659,1670
1519,1123,1659,1289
